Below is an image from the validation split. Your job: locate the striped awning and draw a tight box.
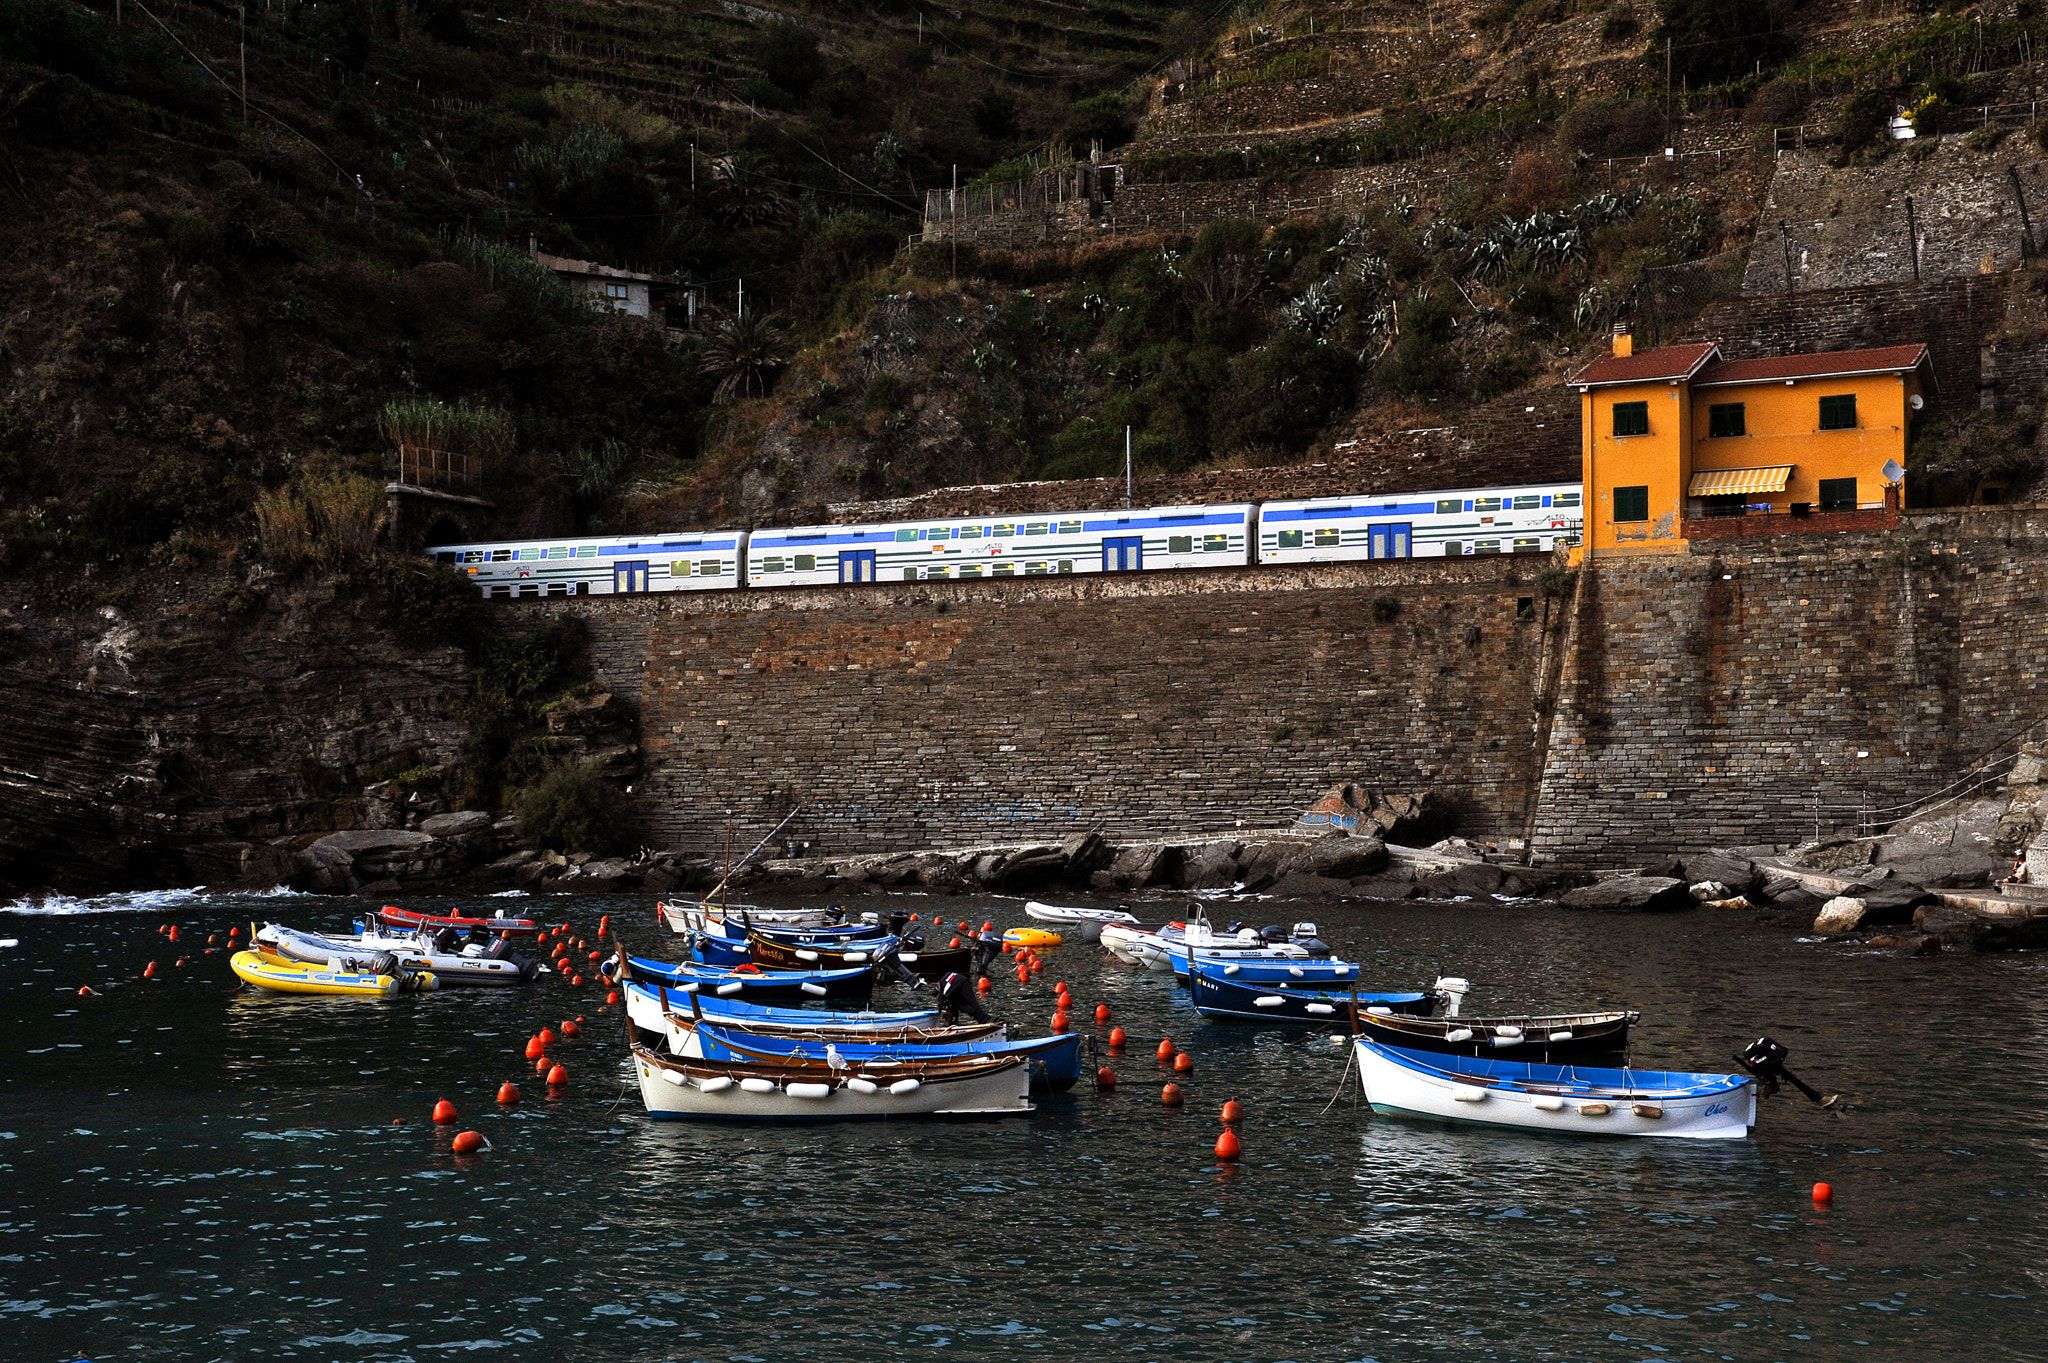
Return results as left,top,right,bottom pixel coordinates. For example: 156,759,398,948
1688,465,1793,497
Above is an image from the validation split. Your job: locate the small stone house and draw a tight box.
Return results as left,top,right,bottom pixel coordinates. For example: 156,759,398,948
532,240,688,325
1569,326,1928,557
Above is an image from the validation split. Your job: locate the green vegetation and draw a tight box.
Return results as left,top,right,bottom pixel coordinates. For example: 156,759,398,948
516,764,635,856
459,616,592,810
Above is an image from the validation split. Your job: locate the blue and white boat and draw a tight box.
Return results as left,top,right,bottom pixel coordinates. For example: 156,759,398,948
621,977,941,1032
1195,956,1366,986
1354,1039,1756,1139
1188,962,1433,1023
611,954,876,1003
689,1020,1087,1094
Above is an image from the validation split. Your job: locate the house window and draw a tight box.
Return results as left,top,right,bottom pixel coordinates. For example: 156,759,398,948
1708,403,1746,438
1818,477,1857,511
1818,394,1856,430
1614,485,1650,522
1613,401,1649,437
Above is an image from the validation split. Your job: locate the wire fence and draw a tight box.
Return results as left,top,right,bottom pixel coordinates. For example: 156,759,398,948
1636,244,1751,345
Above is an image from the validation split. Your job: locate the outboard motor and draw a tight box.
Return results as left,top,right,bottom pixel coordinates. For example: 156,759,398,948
935,970,990,1024
901,928,926,953
1734,1036,1839,1108
1432,976,1471,1018
368,951,399,978
888,910,909,936
872,944,924,990
1298,936,1333,959
973,928,1003,977
1259,925,1287,945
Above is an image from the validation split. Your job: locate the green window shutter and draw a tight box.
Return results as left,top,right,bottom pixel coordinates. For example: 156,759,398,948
1818,394,1856,430
1613,401,1649,437
1708,403,1746,438
1613,485,1650,522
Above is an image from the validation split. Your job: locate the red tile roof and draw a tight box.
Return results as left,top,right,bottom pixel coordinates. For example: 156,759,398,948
1690,344,1930,387
1570,342,1721,387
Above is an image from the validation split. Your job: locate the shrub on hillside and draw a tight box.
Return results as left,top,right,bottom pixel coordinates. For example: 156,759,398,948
755,23,825,99
1374,294,1458,398
1557,98,1662,157
516,764,633,855
1505,149,1571,211
1747,76,1808,127
1651,0,1798,86
1834,88,1892,152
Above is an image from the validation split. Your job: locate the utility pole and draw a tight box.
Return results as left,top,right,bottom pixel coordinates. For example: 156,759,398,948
1780,220,1795,291
239,5,248,124
737,277,744,317
1125,426,1133,509
1665,37,1673,148
951,164,959,281
1906,195,1920,280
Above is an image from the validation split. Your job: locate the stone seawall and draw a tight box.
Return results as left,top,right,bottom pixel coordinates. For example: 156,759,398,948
1530,508,2048,868
540,558,1566,857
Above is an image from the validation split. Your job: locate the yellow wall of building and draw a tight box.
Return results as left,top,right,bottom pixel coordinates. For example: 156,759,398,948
1582,381,1691,555
1686,372,1917,511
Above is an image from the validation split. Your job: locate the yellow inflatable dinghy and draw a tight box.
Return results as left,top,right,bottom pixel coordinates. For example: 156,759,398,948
1001,927,1063,948
230,946,423,997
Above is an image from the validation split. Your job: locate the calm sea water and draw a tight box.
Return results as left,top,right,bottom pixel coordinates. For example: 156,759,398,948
0,889,2039,1362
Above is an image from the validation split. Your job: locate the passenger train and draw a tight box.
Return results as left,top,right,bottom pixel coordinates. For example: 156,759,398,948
427,482,1583,599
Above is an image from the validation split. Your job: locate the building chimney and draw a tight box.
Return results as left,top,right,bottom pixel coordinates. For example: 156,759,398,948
1611,322,1632,359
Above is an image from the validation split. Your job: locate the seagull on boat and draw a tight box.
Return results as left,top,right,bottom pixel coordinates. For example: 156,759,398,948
825,1044,848,1075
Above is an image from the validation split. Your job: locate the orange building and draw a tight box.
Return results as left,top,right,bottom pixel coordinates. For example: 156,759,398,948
1570,327,1929,555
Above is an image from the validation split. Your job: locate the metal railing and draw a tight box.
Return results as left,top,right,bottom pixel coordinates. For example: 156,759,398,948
1815,709,2048,838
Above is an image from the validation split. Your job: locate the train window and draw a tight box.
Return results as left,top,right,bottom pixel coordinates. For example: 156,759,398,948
577,546,597,557
547,582,569,596
699,559,721,576
1554,492,1581,508
991,563,1014,576
1203,534,1229,552
1443,541,1462,556
1026,523,1048,536
1059,520,1081,534
1314,528,1340,547
794,554,816,572
1436,499,1461,514
959,564,981,578
517,583,540,597
490,584,512,598
896,528,919,541
761,556,785,573
1512,538,1542,553
992,524,1015,537
928,565,949,579
1513,496,1541,509
960,526,981,539
1024,562,1048,575
491,549,511,561
1168,535,1193,553
1475,540,1502,554
1276,530,1303,549
786,532,825,542
1474,497,1502,512
903,567,917,581
462,550,484,563
932,527,953,540
669,560,690,578
576,581,590,594
1057,560,1074,573
435,552,457,565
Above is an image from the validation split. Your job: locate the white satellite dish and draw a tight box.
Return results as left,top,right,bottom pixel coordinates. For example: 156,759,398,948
1882,459,1906,484
1909,393,1925,411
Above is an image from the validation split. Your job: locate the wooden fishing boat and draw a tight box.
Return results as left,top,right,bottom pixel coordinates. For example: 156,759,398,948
1355,1009,1639,1064
629,1038,1035,1122
693,918,887,968
1188,963,1433,1023
230,946,427,998
1023,901,1139,943
682,1018,1086,1094
745,928,969,980
1353,1039,1756,1140
658,899,840,935
617,954,877,1003
374,906,540,937
623,979,987,1051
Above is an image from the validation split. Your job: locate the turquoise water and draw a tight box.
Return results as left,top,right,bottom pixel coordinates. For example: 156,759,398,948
0,890,2040,1360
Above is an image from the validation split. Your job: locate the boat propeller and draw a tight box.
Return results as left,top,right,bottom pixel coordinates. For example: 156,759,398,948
1735,1035,1840,1109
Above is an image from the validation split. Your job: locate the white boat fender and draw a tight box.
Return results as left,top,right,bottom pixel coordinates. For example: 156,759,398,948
699,1076,734,1094
660,1069,687,1087
1223,964,1241,975
1288,966,1304,978
795,949,820,962
1549,1030,1573,1042
1491,1036,1523,1048
1530,1095,1565,1112
1305,1003,1335,1015
888,1079,921,1096
1445,1028,1474,1043
716,982,746,996
1631,1103,1664,1119
846,1078,878,1095
1578,1102,1611,1117
1451,1085,1488,1103
844,951,869,963
899,952,918,963
1253,995,1287,1008
1334,966,1352,977
678,982,700,993
1494,1025,1524,1039
786,1082,832,1100
800,982,828,997
1366,1006,1392,1016
739,1078,777,1094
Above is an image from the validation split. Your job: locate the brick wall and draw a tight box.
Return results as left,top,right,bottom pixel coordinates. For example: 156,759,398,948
1530,509,2048,867
1682,506,1900,540
532,558,1565,856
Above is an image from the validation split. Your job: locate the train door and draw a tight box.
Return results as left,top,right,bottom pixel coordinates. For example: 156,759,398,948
1102,535,1144,572
838,549,877,583
613,560,649,594
1368,524,1412,559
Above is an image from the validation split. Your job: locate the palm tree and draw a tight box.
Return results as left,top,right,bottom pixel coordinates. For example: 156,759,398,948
697,311,791,403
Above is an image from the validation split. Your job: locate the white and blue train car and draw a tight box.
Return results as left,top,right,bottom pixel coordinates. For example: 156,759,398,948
747,504,1256,588
429,531,746,598
1255,483,1582,563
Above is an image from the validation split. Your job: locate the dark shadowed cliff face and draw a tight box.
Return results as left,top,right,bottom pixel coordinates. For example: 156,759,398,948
0,580,469,897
